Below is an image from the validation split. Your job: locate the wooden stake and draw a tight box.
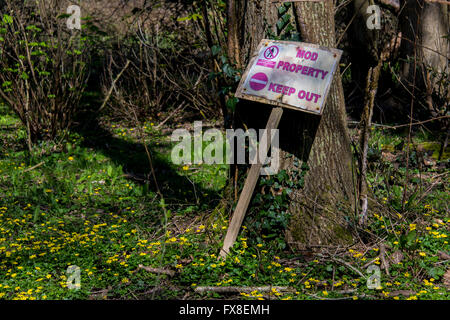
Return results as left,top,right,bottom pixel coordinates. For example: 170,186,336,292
220,107,284,257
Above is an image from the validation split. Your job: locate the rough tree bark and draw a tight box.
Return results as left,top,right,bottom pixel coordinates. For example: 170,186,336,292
226,0,277,66
287,1,355,248
229,1,356,249
226,0,277,202
400,0,450,112
420,1,449,155
398,0,449,165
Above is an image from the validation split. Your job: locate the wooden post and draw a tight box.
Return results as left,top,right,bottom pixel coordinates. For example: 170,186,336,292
220,107,284,257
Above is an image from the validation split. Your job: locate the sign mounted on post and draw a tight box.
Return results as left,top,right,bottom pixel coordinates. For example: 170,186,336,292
235,39,342,115
220,39,343,258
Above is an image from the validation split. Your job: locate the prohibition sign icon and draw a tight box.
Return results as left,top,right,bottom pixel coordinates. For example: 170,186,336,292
263,45,279,59
249,72,268,91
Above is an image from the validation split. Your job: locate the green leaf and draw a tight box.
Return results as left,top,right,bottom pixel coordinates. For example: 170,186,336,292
226,97,238,112
107,165,113,177
26,25,42,32
405,230,417,248
20,72,29,80
33,206,40,223
222,63,235,77
211,45,221,56
57,13,72,19
177,16,190,22
428,267,445,279
278,6,287,15
191,13,203,21
2,14,13,25
276,19,285,31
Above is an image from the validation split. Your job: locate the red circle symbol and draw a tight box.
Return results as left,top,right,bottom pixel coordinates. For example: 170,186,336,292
264,46,279,59
249,72,268,91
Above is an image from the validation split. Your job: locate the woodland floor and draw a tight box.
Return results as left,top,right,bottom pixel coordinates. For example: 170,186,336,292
0,105,449,300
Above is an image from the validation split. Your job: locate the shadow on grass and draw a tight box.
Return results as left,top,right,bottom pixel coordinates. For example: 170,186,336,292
72,114,223,210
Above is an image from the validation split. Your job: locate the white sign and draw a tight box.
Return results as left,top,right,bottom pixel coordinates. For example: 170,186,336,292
235,39,342,115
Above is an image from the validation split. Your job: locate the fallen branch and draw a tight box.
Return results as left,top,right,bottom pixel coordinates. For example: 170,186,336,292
331,257,365,278
389,290,416,297
99,60,131,113
347,115,450,129
23,161,45,173
379,244,390,276
415,173,447,205
379,0,400,10
194,286,294,294
307,293,369,300
308,289,372,300
138,264,175,277
362,258,379,269
425,0,450,4
438,251,450,260
155,101,187,130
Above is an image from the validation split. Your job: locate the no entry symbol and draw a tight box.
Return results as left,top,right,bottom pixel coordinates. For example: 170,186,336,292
264,46,279,59
249,72,268,91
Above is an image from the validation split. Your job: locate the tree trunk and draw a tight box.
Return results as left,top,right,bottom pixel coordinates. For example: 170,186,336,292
398,0,449,162
227,0,276,203
420,1,450,117
400,0,450,112
287,1,355,248
227,0,277,66
230,1,355,249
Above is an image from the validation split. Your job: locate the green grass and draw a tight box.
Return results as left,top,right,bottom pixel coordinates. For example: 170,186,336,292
0,110,448,300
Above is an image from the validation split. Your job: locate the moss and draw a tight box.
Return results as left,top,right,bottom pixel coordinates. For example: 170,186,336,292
290,217,307,244
289,201,354,247
331,224,353,244
418,142,449,160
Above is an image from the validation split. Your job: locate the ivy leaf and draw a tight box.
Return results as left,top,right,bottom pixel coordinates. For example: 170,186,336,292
226,96,238,112
223,63,235,78
278,6,287,15
211,45,221,56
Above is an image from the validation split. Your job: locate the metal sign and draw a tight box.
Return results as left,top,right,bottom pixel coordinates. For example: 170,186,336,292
235,39,342,115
